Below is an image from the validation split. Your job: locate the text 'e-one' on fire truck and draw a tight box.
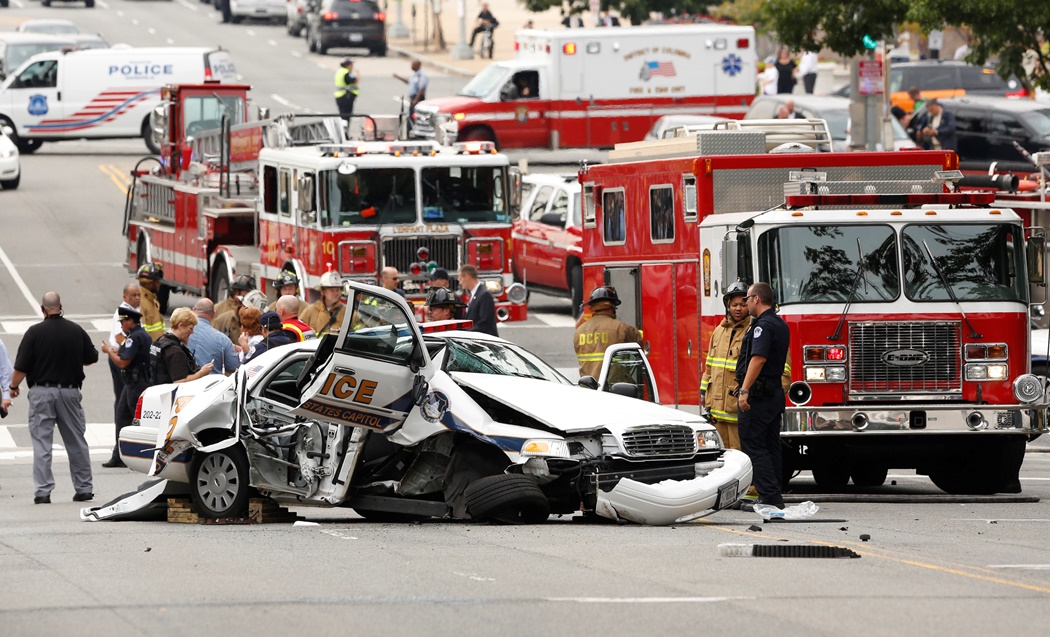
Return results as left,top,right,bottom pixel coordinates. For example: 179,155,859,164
123,82,527,319
577,119,1049,495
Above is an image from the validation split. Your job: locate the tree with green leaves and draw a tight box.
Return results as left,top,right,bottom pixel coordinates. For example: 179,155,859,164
519,0,713,27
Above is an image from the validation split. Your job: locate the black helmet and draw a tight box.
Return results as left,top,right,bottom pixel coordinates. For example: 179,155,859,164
586,286,621,306
274,269,299,288
136,262,163,280
426,287,465,308
230,274,256,292
722,281,749,308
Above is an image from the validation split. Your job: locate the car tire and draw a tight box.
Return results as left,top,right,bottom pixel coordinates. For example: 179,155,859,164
569,264,583,318
0,0,8,8
85,0,94,6
374,44,387,57
354,508,431,523
142,118,161,155
0,174,19,190
41,0,50,6
849,465,888,488
465,474,549,524
190,445,251,519
811,463,850,490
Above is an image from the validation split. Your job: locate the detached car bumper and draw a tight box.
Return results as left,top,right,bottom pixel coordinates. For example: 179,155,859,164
593,449,753,525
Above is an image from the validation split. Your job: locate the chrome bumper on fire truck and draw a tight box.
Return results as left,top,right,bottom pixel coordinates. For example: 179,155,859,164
784,403,1049,435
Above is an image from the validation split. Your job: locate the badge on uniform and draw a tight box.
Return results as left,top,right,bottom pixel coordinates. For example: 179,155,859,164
754,326,763,338
124,338,134,348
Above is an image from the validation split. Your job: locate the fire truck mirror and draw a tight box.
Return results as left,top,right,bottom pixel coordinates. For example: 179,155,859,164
257,105,270,121
509,168,522,210
298,175,316,214
1028,235,1047,286
721,237,739,286
151,103,169,140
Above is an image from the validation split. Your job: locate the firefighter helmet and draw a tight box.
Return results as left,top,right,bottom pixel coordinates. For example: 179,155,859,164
723,281,749,308
586,286,621,307
274,269,300,288
318,271,343,288
230,274,256,292
136,262,163,281
426,287,466,308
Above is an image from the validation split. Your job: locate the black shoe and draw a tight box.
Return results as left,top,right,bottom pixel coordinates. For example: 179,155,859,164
102,458,126,468
72,492,94,502
34,495,51,504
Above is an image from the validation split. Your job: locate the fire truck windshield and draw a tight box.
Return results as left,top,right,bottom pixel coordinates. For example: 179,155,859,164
421,166,508,223
759,225,900,305
902,223,1027,302
320,168,417,226
458,65,509,98
182,95,246,136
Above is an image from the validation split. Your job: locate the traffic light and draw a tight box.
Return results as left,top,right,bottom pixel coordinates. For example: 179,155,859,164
862,34,878,50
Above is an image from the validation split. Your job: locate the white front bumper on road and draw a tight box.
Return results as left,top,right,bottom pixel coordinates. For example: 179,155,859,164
593,449,753,526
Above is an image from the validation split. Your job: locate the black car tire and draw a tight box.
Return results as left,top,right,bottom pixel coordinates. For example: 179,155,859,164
811,463,850,490
373,44,387,57
0,174,19,190
465,474,549,524
190,446,251,519
849,465,888,488
41,0,50,5
85,0,94,6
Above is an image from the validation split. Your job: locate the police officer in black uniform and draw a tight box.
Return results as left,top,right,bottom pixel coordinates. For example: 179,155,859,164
735,282,790,508
100,306,152,468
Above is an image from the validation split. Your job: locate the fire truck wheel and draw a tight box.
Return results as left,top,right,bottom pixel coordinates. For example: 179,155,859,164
569,265,583,318
210,266,231,303
849,465,888,488
811,463,850,490
929,438,1024,495
142,119,161,155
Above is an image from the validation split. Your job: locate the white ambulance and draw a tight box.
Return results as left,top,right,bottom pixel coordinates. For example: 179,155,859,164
0,47,237,153
412,25,757,150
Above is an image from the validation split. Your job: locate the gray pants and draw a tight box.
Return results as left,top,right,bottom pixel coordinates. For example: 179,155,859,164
29,386,93,498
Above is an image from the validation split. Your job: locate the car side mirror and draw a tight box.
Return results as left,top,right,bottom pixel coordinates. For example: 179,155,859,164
578,376,599,390
539,211,563,227
412,374,430,406
610,382,640,399
500,85,515,101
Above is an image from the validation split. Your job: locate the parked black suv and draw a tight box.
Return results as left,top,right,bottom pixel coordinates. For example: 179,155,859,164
306,0,386,56
912,96,1050,174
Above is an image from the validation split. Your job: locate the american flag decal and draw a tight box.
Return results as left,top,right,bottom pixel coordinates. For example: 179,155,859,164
646,61,676,77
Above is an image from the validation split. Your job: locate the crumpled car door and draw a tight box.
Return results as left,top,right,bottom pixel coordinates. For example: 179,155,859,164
598,343,660,403
291,283,434,432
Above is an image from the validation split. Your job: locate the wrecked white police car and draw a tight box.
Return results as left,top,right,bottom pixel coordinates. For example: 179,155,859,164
96,283,751,525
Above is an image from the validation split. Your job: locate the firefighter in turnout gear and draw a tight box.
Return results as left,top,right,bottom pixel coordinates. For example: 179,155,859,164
266,269,309,315
136,263,166,341
213,274,257,343
573,286,641,379
300,271,346,336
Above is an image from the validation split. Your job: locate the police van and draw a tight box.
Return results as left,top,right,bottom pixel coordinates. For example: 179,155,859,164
0,47,237,153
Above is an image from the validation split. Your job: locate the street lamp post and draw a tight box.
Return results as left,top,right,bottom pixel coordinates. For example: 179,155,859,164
389,0,409,39
450,0,473,60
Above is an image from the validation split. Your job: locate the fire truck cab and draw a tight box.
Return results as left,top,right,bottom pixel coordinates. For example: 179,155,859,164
124,83,528,319
579,121,1049,495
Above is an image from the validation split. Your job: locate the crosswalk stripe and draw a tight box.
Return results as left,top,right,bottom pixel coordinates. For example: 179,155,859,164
0,320,36,335
0,423,115,449
0,426,16,449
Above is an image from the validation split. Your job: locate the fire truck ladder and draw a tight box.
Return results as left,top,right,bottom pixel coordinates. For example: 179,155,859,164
608,118,835,162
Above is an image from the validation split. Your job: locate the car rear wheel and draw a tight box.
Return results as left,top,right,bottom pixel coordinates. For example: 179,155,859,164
190,446,251,519
465,474,549,524
0,174,19,190
85,0,94,6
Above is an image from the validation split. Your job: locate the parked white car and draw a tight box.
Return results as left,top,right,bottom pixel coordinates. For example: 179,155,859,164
85,283,751,525
0,124,19,190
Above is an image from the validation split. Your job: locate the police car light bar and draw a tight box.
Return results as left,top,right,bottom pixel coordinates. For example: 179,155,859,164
454,141,497,155
785,192,995,208
420,320,474,333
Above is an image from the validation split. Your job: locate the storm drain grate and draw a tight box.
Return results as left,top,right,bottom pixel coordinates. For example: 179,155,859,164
719,544,860,558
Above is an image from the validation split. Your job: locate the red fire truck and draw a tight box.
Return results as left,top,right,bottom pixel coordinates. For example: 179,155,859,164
122,83,528,319
577,120,1049,494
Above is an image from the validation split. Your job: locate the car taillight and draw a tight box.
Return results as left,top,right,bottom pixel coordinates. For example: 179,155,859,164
134,396,144,421
323,10,338,20
374,11,385,20
1006,86,1029,98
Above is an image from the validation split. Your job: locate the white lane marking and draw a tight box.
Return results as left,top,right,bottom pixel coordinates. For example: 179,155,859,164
148,28,156,35
12,0,25,7
132,18,139,25
528,313,576,328
246,29,256,36
271,93,305,110
452,571,495,582
0,321,35,336
291,50,302,58
315,62,329,70
0,423,115,450
174,0,199,11
0,427,16,449
97,0,109,7
548,596,749,604
0,244,39,314
320,529,358,540
116,9,124,16
92,319,114,333
268,39,277,46
167,38,175,45
0,448,110,461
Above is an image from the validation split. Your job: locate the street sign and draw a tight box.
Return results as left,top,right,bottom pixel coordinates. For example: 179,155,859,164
858,60,884,96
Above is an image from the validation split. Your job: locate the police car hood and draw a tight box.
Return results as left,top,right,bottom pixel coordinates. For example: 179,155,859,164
450,372,708,435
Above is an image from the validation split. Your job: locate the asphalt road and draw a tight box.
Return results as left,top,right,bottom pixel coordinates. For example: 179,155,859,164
3,3,1050,634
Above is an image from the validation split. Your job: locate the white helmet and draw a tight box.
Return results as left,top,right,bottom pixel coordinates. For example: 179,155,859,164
319,271,343,288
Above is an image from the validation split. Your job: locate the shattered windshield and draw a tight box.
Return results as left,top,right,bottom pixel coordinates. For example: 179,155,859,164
902,223,1027,302
758,225,900,304
421,166,509,223
445,339,572,384
320,168,417,227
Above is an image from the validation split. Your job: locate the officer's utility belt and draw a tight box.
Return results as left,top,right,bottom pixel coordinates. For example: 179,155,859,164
121,366,149,386
736,375,777,400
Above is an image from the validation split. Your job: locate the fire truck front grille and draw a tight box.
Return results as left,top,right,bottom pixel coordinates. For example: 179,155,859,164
849,321,961,394
621,425,697,458
382,236,460,274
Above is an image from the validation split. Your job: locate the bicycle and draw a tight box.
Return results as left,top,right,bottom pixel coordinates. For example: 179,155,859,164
477,24,495,59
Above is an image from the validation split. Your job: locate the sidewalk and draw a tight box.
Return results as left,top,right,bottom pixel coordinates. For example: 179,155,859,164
385,0,589,77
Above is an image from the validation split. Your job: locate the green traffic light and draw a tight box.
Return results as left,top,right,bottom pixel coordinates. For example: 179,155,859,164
863,34,878,49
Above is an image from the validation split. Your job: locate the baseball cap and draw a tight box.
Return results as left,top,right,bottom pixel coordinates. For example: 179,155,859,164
260,311,282,330
429,268,450,281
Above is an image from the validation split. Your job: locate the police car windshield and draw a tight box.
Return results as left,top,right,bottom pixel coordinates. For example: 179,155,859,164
458,64,509,98
320,168,417,226
444,339,572,384
421,166,508,223
902,223,1027,302
182,95,246,136
758,224,900,305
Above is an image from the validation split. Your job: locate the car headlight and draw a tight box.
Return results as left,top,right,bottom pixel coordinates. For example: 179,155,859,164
966,363,1008,381
520,439,570,458
483,278,504,296
697,430,722,449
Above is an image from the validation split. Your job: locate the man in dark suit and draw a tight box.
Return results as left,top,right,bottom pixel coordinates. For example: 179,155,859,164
912,99,957,151
458,264,498,337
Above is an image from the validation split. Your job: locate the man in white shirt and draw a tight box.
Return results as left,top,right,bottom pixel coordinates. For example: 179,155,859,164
798,51,819,94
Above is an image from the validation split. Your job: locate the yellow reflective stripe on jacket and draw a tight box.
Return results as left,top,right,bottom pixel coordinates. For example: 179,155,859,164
576,352,605,362
143,321,165,334
709,408,738,423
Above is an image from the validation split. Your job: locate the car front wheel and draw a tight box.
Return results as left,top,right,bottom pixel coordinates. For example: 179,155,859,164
465,474,549,524
190,446,251,518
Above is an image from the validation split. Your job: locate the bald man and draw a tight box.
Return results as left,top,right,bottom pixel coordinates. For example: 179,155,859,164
276,295,316,341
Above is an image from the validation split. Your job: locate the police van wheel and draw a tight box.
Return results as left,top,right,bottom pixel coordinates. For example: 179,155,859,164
16,138,42,154
190,446,251,519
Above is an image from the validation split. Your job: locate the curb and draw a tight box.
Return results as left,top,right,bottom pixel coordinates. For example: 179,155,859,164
387,43,477,78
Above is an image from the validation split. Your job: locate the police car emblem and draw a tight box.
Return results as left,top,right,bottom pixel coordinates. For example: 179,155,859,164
28,94,48,116
753,326,763,338
421,390,450,422
721,54,743,77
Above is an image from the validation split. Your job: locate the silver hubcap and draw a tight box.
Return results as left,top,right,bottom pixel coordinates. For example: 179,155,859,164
196,453,241,514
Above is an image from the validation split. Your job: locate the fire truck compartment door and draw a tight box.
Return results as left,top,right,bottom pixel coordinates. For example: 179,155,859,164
291,284,433,433
598,343,660,403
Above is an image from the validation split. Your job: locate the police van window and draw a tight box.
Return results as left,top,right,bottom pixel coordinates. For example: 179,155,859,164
279,169,291,216
321,168,416,227
339,290,418,365
528,186,553,222
263,165,278,213
422,165,508,223
182,95,245,137
682,175,697,222
649,184,674,243
14,59,57,89
602,189,626,245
